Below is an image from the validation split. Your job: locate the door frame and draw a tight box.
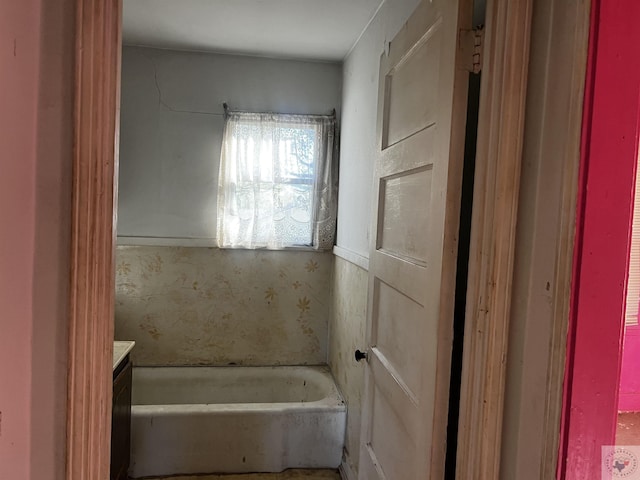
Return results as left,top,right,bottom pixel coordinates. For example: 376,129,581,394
455,0,533,477
559,0,640,478
63,0,542,479
495,0,591,477
66,0,122,479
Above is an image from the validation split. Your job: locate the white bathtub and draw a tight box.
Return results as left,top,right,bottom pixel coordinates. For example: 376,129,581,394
129,366,346,478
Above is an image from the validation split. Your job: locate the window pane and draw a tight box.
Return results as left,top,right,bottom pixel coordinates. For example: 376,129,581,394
218,113,327,248
276,127,316,185
273,183,313,245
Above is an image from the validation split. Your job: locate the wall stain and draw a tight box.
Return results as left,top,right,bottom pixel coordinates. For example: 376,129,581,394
328,257,368,474
296,296,311,314
116,261,131,275
264,287,277,302
114,246,331,366
305,260,319,272
144,254,163,273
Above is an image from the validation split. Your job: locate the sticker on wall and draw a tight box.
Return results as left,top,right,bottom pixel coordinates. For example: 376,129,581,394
602,446,640,479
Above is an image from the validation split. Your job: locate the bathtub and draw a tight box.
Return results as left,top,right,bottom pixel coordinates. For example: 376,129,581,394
129,365,346,478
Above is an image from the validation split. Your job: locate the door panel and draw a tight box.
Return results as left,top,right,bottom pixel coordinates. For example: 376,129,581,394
370,382,417,479
359,0,471,478
373,279,424,396
378,166,433,264
384,24,441,147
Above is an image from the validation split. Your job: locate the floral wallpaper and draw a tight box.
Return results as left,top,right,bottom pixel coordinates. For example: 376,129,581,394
329,256,368,476
115,246,332,366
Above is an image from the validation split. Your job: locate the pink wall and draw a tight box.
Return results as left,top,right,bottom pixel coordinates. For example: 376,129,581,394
0,2,41,478
0,1,75,479
30,2,75,478
619,326,640,411
559,0,640,478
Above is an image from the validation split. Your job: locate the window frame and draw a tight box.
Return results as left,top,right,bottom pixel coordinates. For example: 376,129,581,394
217,110,337,251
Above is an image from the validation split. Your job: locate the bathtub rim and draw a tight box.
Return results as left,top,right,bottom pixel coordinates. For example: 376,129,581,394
130,364,346,411
131,402,346,415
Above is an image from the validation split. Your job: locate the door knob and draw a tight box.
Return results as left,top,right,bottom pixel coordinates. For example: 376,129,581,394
355,349,368,362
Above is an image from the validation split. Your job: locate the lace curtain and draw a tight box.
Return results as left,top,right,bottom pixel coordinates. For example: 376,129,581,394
217,111,338,250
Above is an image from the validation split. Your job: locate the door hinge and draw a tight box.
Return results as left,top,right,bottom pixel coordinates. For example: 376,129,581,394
460,26,484,74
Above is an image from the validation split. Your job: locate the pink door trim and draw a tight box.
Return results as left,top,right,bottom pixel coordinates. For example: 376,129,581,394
559,0,640,478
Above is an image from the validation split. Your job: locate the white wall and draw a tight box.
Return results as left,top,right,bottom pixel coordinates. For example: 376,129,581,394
118,47,342,240
336,0,421,258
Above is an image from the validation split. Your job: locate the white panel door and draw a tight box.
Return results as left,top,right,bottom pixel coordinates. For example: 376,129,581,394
358,0,472,478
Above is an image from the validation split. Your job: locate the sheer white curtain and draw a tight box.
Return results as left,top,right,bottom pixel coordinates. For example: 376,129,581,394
217,111,338,250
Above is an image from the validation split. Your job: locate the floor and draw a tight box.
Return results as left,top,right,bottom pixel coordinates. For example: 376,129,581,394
617,412,640,445
137,469,341,480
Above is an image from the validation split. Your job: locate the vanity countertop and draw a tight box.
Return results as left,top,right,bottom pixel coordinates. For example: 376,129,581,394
113,341,135,371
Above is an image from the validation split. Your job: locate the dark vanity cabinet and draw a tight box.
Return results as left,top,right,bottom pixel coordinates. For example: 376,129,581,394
110,356,132,480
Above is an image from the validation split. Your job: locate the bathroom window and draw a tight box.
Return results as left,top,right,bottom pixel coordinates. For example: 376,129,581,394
217,110,338,250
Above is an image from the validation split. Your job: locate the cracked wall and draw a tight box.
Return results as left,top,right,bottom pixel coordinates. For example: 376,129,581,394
118,46,342,240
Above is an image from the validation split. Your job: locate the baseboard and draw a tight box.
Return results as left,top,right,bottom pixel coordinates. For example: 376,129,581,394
339,454,357,480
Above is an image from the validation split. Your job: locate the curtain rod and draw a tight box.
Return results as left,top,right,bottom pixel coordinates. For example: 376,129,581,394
223,102,336,119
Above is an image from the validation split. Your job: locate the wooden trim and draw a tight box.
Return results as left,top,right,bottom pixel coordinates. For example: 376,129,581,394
535,2,590,478
66,0,122,479
494,0,589,476
455,0,533,478
339,458,357,480
117,236,218,247
332,245,369,271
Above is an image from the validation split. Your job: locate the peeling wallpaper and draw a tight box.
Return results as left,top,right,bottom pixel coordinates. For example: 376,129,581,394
115,246,331,366
329,256,368,475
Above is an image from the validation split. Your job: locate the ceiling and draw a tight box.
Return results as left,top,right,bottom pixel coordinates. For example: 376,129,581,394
122,0,384,62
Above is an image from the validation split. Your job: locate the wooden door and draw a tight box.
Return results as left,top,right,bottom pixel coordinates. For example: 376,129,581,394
359,0,471,478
